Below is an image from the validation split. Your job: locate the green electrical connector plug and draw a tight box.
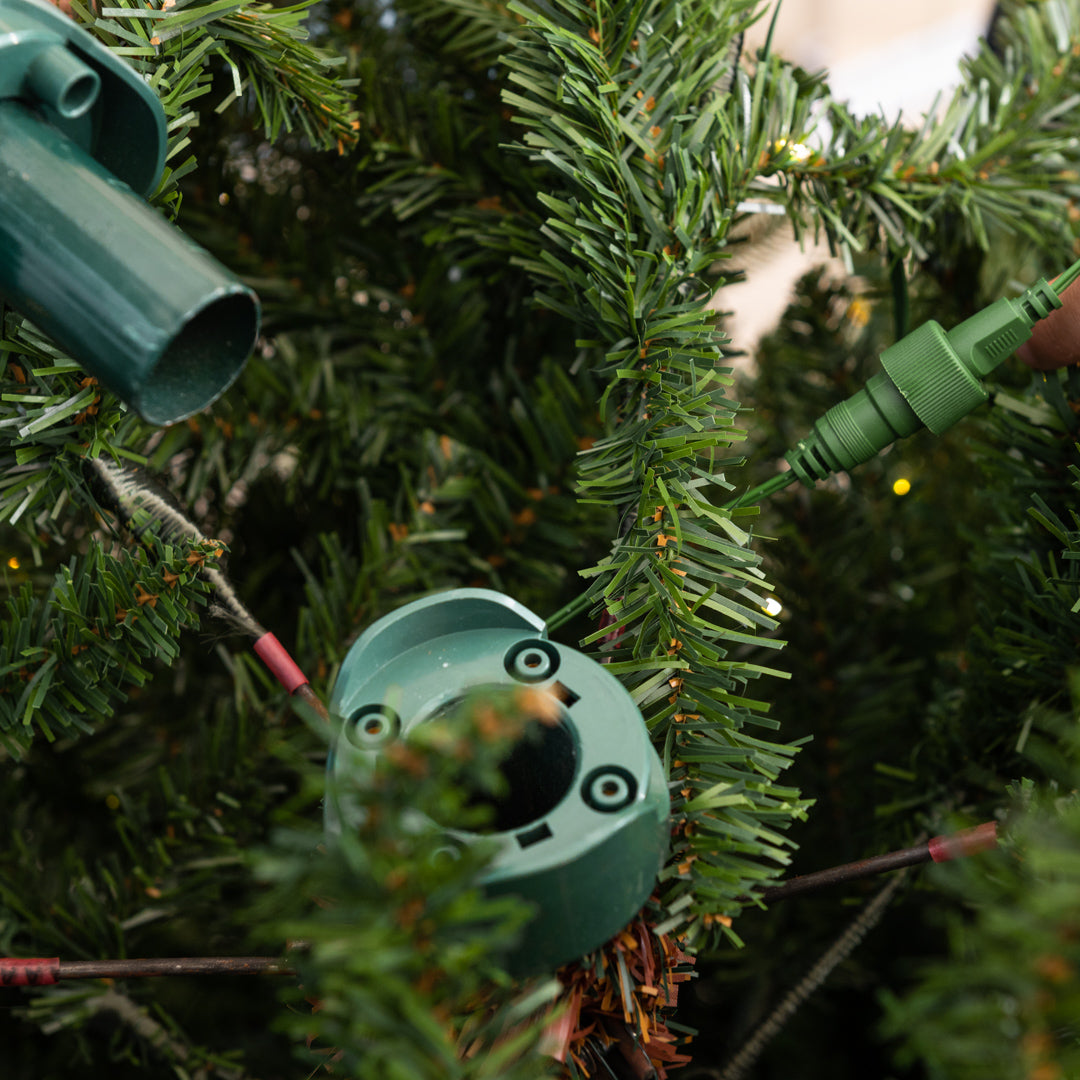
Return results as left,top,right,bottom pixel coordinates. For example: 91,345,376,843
781,257,1080,487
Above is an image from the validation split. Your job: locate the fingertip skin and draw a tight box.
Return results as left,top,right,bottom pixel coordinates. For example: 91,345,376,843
1018,277,1080,370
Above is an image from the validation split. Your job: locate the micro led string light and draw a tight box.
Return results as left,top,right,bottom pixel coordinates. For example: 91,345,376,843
0,824,997,986
728,256,1080,510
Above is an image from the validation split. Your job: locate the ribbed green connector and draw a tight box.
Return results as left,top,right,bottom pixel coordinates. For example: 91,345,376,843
785,258,1080,487
880,320,987,435
786,371,922,484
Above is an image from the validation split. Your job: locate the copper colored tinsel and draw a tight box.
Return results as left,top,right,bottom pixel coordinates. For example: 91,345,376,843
542,912,696,1078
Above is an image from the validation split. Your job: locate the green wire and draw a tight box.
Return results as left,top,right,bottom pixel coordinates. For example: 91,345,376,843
545,589,597,633
1052,255,1080,297
725,470,800,510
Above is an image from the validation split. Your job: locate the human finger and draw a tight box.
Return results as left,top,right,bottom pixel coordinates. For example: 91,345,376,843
1018,274,1080,370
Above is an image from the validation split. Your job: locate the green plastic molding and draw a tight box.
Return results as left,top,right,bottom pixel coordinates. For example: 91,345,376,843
0,0,259,424
326,588,671,973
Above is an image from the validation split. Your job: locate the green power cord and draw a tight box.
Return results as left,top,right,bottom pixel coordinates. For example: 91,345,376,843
730,256,1080,510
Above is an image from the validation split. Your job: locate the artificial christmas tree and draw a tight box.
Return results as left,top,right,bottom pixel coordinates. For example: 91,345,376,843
5,0,1080,1077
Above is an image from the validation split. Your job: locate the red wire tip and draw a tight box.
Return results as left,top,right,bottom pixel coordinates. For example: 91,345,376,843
928,821,998,863
253,633,309,694
0,957,60,986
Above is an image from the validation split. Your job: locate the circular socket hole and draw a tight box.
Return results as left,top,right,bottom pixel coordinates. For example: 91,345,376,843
430,687,577,833
344,705,400,750
581,766,637,813
504,639,560,683
58,72,99,119
137,291,259,425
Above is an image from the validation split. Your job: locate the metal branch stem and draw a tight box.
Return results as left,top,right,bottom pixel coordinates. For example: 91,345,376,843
58,957,295,980
760,822,998,902
760,841,932,902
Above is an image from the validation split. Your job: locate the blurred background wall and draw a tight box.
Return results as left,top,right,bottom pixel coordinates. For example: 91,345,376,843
730,0,997,351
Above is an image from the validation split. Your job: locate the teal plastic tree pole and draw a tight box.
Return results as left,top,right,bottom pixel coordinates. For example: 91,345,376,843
782,258,1080,486
0,0,259,425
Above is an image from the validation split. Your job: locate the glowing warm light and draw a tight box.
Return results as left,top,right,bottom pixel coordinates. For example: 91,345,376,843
6,556,19,569
774,138,812,163
846,298,871,328
763,597,783,616
892,478,912,496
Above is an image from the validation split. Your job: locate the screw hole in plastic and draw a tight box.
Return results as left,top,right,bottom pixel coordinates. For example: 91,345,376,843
345,704,401,749
581,766,637,813
504,639,560,683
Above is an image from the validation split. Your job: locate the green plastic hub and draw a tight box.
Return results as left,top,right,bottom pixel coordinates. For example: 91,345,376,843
0,0,259,424
326,588,670,973
786,263,1080,486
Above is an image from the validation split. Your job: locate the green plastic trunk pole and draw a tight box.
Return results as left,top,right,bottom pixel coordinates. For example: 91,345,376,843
0,100,258,425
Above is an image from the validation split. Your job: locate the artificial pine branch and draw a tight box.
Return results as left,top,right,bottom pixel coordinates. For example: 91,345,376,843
0,535,219,754
87,0,359,160
742,0,1080,267
10,0,1080,1076
397,0,528,70
499,0,809,949
20,985,251,1079
87,458,264,638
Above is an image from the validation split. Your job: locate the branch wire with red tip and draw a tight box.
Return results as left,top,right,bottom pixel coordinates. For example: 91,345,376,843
760,821,998,903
